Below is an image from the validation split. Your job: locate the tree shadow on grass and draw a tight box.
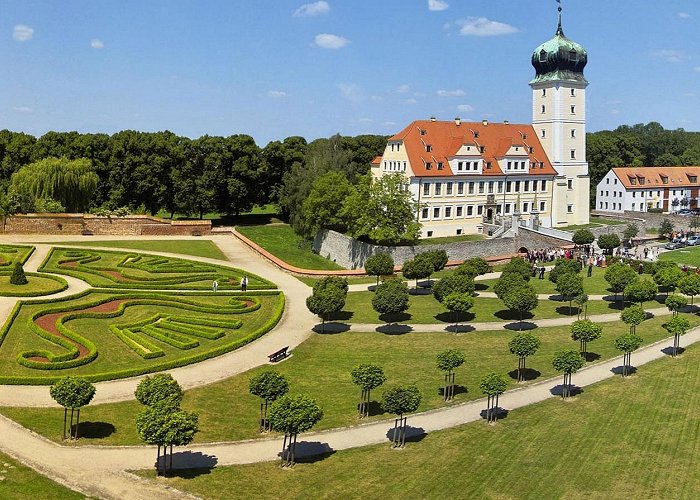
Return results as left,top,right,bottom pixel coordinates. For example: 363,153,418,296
549,384,584,397
365,401,386,417
610,365,638,376
378,312,411,323
507,368,541,381
313,322,350,334
661,346,686,356
479,407,510,421
583,352,601,362
555,306,581,316
376,323,413,335
474,283,489,291
606,300,628,311
328,311,353,321
291,442,335,463
434,311,476,324
494,310,534,321
386,425,427,444
74,422,115,439
409,287,432,296
444,324,476,333
504,321,537,331
438,385,468,398
162,451,218,476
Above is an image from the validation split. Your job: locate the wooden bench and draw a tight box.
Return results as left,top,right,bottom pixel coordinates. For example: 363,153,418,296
268,346,289,363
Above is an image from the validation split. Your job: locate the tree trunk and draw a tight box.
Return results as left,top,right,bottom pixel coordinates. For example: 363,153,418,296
170,444,173,474
321,317,325,334
74,408,80,439
62,408,67,441
70,408,75,440
156,445,161,476
281,434,288,466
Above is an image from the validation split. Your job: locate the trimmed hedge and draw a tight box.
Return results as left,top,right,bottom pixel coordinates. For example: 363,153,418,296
110,326,164,359
0,272,68,297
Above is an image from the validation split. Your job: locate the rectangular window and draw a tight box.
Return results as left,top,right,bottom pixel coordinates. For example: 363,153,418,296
477,206,483,215
437,162,443,170
457,182,464,195
507,181,512,192
445,207,452,218
570,150,576,159
567,204,573,213
524,181,530,192
468,182,475,195
541,105,546,113
540,201,546,212
541,129,546,138
456,206,463,217
426,162,432,170
478,182,484,194
632,192,636,198
507,161,512,169
496,205,502,214
541,180,547,191
435,183,442,195
421,208,429,219
505,203,511,214
456,229,462,235
515,180,521,192
467,206,473,216
426,145,432,152
568,179,573,190
571,129,576,138
423,183,430,196
570,105,576,114
446,182,453,195
488,181,494,194
433,207,440,218
457,161,463,171
523,202,529,213
498,181,504,193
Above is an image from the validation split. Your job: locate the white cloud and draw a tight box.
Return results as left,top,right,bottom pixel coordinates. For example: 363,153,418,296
695,66,700,72
337,83,364,103
370,95,383,102
314,33,350,49
396,84,411,94
358,118,373,123
383,121,397,126
428,0,449,12
294,1,330,17
267,90,287,98
90,39,104,49
683,92,696,97
13,106,33,113
437,89,465,97
610,109,620,115
404,98,417,104
13,24,34,42
678,12,691,19
457,104,475,112
650,49,687,63
456,17,518,37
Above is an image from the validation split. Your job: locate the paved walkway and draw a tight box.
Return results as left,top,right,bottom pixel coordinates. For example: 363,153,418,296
0,234,695,499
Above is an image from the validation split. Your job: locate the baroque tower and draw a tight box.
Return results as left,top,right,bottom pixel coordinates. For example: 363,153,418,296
530,5,589,227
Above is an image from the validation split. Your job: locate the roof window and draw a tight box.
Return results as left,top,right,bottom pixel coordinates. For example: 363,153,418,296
426,144,432,152
426,162,432,170
539,49,547,63
486,162,492,169
437,162,444,170
419,129,426,136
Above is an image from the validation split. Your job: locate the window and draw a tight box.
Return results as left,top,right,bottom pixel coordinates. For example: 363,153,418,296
540,201,546,212
435,183,442,195
421,208,429,219
486,161,492,169
521,161,526,170
605,202,608,209
446,182,453,195
477,206,483,215
570,150,576,159
541,129,546,138
571,129,576,138
445,207,452,218
456,229,462,235
632,192,636,198
496,205,502,214
567,204,573,214
606,178,610,184
478,182,484,194
507,161,512,169
539,49,547,63
541,105,546,114
498,181,504,193
523,202,529,213
570,88,576,96
468,182,475,195
467,206,473,216
426,144,432,152
515,180,521,192
437,162,443,170
632,203,635,210
569,50,578,63
420,129,426,135
433,207,440,218
457,182,464,195
505,203,511,214
567,179,573,190
541,88,546,96
570,105,576,114
426,162,432,170
488,181,494,194
541,180,547,191
423,183,430,196
456,206,463,217
614,179,618,185
427,230,433,237
524,180,530,192
690,176,698,183
507,181,512,192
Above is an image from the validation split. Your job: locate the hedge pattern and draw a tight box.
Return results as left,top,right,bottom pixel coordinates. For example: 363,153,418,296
0,245,35,267
0,272,68,297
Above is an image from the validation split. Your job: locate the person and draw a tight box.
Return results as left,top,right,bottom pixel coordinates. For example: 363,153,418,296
212,280,219,292
638,262,644,275
241,275,248,292
587,262,593,278
539,266,545,280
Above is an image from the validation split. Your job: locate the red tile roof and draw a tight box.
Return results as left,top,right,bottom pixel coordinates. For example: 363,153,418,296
370,155,382,166
388,120,557,177
612,166,700,190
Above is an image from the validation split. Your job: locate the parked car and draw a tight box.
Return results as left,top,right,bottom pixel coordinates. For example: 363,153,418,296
665,241,685,250
686,235,700,246
678,209,693,216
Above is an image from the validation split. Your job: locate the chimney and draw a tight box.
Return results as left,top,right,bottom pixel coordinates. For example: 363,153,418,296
430,116,437,122
482,119,488,126
455,117,461,126
504,120,509,124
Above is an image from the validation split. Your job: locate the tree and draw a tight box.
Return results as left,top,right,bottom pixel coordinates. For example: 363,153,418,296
555,272,584,315
653,266,684,296
665,294,687,317
306,276,348,332
401,255,434,289
494,272,527,301
548,258,582,284
620,305,646,335
10,262,28,285
678,273,700,304
301,171,354,233
503,285,538,329
381,385,421,448
364,252,395,286
11,157,98,212
136,404,199,475
570,319,603,358
268,394,323,466
436,349,466,401
441,292,474,329
623,280,657,307
350,364,386,418
501,257,531,281
623,223,640,241
455,257,491,278
689,215,700,233
135,373,183,409
604,263,639,300
249,370,289,430
432,273,475,303
614,333,644,377
574,293,589,320
572,229,595,247
372,279,410,323
597,233,621,254
552,349,585,399
659,219,674,239
508,333,541,382
49,376,96,440
479,372,508,423
422,249,449,278
663,315,690,357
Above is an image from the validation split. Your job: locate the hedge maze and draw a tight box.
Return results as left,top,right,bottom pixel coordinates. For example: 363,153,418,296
39,248,275,290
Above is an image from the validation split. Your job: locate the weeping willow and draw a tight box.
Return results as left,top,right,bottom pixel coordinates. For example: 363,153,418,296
11,157,99,213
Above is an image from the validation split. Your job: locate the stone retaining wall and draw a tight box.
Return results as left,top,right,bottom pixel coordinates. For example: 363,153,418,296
1,214,211,236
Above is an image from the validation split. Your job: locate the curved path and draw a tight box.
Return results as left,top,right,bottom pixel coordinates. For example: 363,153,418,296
0,234,695,499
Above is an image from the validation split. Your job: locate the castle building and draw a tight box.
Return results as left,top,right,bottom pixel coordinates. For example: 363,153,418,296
371,8,590,238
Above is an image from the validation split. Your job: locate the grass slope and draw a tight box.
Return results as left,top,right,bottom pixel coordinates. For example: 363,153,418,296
137,343,700,499
0,450,84,499
57,239,227,260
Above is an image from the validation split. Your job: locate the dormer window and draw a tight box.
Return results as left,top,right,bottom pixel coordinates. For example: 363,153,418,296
539,49,547,63
419,129,426,135
486,162,492,169
629,177,637,185
690,175,698,183
529,147,534,153
479,146,485,153
426,162,432,170
473,131,479,138
569,50,578,63
639,177,645,186
426,144,432,152
437,162,443,170
661,176,668,185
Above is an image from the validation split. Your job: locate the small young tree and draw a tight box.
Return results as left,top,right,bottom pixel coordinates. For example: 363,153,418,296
654,266,684,296
552,349,585,399
663,315,691,357
136,405,199,475
620,305,646,335
350,364,386,418
678,273,700,305
665,294,687,317
441,292,474,329
10,262,28,285
432,274,475,303
479,372,508,423
614,333,644,377
306,276,348,333
623,223,639,241
381,385,421,448
364,252,395,286
49,376,96,440
455,257,491,278
436,349,466,401
401,256,434,289
659,219,674,239
572,229,595,247
162,409,199,475
508,332,541,382
597,233,621,255
135,373,184,409
268,394,323,467
372,279,410,324
503,286,538,329
623,280,658,307
249,370,289,431
574,293,589,320
555,272,584,315
570,319,603,358
604,263,639,301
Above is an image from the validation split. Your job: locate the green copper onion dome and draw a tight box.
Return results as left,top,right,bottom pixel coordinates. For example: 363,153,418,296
530,11,587,84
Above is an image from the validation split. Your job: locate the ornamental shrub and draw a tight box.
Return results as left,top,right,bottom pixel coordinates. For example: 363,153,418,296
10,262,28,285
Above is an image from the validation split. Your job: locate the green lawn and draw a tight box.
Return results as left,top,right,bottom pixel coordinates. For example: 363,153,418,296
561,216,627,231
138,342,700,499
0,290,284,383
296,275,377,287
237,224,345,270
0,450,84,499
0,272,67,297
416,234,486,245
59,239,227,260
0,245,35,266
659,246,700,267
2,313,691,445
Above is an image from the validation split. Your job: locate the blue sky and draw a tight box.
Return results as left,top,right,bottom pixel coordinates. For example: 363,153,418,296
1,0,698,146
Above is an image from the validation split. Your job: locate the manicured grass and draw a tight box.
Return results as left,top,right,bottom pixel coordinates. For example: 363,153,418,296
659,246,700,268
237,224,344,270
0,272,68,297
416,234,486,245
0,290,284,383
137,342,700,499
0,245,35,267
59,239,227,260
0,450,84,499
561,216,627,231
39,247,275,290
296,275,377,287
2,313,691,445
